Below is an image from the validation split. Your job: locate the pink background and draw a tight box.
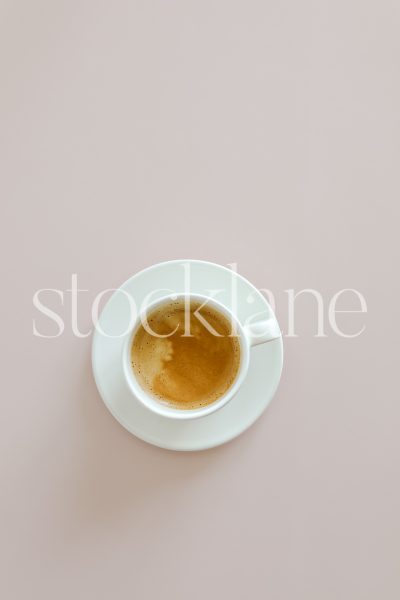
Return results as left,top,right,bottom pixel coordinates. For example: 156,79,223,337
1,1,399,599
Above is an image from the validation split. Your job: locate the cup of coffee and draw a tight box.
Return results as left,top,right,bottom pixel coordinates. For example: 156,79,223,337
122,293,281,420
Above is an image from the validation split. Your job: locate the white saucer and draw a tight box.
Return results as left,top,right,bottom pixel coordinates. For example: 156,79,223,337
92,260,283,451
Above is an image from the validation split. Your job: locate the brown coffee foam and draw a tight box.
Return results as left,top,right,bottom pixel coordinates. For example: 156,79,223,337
131,300,241,410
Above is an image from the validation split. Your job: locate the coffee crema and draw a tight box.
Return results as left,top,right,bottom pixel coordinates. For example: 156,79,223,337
130,300,241,410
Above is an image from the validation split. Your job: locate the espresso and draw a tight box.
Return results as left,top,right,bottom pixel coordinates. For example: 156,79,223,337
131,300,241,410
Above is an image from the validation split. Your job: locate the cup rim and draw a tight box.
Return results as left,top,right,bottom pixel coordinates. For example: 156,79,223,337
122,292,250,420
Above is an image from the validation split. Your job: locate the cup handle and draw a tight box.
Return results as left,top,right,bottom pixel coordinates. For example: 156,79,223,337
243,318,281,347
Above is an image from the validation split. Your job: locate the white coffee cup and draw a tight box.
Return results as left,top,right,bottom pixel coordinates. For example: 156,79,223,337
122,293,281,420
